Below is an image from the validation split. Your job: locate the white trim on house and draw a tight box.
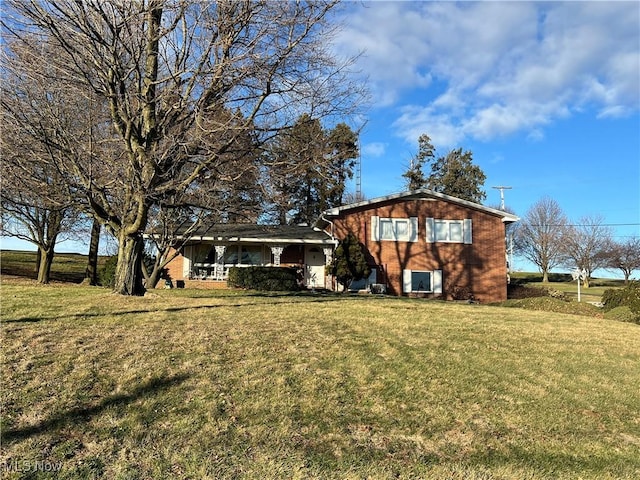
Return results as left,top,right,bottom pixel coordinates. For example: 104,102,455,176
322,189,519,224
430,218,473,244
402,269,443,294
185,236,334,245
373,217,419,242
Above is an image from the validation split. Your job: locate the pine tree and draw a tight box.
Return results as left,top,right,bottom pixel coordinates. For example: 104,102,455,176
328,233,371,292
402,134,434,190
426,148,486,203
266,115,358,224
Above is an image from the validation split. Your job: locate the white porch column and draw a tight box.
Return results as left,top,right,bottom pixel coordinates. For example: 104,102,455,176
214,245,227,280
323,246,335,291
183,245,192,278
270,245,285,266
322,246,333,265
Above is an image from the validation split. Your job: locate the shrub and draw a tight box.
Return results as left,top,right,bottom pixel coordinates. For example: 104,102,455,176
98,256,118,288
97,254,156,289
546,288,570,302
604,306,639,324
501,297,603,318
227,266,300,291
507,284,548,299
327,233,371,292
601,283,640,323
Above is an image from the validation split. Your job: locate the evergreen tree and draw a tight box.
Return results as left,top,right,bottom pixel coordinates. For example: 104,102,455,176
266,114,358,224
402,134,434,190
402,134,487,203
426,148,486,203
328,233,371,292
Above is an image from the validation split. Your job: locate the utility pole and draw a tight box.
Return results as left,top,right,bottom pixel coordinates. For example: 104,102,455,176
492,185,512,210
493,186,513,281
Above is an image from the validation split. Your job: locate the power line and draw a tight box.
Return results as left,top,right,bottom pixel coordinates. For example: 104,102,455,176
528,223,639,227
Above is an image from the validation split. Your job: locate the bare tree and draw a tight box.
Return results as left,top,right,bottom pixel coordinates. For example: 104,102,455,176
514,197,568,283
0,171,78,284
561,215,612,287
2,0,364,295
85,217,102,285
602,236,640,284
1,34,124,283
0,91,79,283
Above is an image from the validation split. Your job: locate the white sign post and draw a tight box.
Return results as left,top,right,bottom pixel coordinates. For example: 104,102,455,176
571,268,587,302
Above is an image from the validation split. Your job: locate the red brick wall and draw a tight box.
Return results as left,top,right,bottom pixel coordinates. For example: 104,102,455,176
157,248,184,288
330,199,509,302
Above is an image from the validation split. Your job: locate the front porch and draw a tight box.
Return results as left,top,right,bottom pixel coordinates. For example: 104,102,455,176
163,224,336,290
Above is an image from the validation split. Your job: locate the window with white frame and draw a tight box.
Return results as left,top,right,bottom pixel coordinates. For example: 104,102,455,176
372,216,418,242
403,269,443,293
426,218,472,244
435,220,463,242
411,271,432,292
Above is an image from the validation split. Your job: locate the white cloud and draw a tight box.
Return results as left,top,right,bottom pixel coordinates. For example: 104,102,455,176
362,141,386,158
336,1,640,145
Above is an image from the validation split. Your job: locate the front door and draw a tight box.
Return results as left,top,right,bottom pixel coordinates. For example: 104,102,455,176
305,246,325,289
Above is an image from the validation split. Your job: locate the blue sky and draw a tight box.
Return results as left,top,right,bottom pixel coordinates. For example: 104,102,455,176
2,1,639,276
333,0,640,272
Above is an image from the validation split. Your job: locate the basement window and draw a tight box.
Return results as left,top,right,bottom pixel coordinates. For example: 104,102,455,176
403,269,443,294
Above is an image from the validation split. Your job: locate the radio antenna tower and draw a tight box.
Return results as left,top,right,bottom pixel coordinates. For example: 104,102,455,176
492,186,512,210
355,121,368,201
356,134,362,200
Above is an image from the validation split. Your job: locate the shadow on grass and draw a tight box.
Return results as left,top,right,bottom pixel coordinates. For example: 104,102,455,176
2,373,189,443
465,443,640,478
4,293,387,324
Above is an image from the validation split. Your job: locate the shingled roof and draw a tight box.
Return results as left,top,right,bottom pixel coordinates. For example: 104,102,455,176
166,223,334,245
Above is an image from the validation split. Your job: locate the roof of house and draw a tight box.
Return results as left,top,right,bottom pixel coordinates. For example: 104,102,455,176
169,223,334,245
319,189,520,224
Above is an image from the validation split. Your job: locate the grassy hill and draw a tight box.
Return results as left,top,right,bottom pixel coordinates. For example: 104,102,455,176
1,277,638,479
0,249,109,284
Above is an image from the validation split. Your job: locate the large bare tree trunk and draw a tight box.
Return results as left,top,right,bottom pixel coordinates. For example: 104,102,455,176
34,249,42,276
85,218,101,285
37,246,55,284
114,232,146,296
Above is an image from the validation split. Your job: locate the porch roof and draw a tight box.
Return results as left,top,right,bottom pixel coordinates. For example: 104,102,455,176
176,223,335,245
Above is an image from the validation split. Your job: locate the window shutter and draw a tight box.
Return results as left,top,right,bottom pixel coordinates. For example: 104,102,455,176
403,269,412,293
371,216,380,241
425,218,435,243
433,270,443,293
410,217,419,242
463,219,472,244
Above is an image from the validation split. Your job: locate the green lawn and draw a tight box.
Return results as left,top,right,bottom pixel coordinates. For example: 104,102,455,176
1,278,639,479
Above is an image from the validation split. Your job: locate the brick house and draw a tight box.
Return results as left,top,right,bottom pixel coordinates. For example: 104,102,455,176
317,189,518,302
158,189,517,302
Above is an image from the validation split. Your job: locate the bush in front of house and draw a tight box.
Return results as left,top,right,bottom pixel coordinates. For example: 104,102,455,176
98,256,118,288
507,284,570,301
227,266,300,291
507,284,548,299
601,282,640,324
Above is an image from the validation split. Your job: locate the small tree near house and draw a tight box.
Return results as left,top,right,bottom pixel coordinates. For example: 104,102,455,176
328,233,371,292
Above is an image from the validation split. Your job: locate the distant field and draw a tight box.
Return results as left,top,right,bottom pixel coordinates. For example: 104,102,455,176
510,272,625,304
1,249,109,284
1,277,639,479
